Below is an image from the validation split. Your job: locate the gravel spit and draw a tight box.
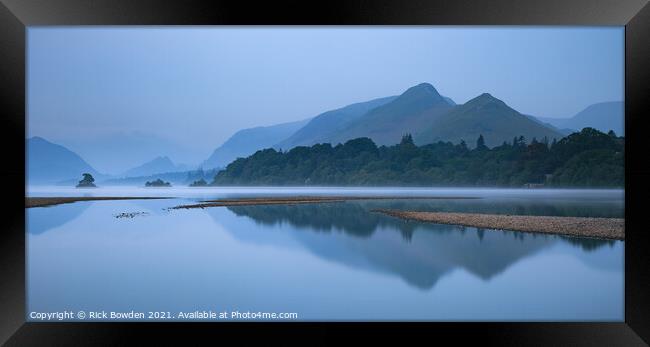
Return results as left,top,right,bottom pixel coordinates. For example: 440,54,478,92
374,209,624,240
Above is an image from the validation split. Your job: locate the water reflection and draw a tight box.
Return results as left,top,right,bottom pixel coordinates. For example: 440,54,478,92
225,201,616,249
27,202,91,234
559,236,616,251
226,202,413,238
355,199,623,218
214,202,616,290
26,196,624,320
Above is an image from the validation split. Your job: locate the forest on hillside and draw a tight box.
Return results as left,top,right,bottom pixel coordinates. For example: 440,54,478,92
211,128,624,188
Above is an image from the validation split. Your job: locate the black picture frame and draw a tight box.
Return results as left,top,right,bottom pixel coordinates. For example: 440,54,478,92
1,0,649,345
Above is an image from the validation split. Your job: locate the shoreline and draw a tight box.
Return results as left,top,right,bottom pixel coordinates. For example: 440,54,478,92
26,197,171,208
169,196,479,209
25,195,624,240
374,209,624,240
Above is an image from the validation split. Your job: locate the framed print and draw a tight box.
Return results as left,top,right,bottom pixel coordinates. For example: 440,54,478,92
1,0,649,345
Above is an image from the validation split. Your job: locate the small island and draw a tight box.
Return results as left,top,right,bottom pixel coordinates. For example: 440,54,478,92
145,178,171,187
189,178,208,187
76,173,97,188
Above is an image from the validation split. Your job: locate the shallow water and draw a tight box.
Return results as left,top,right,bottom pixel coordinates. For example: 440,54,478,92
26,187,624,321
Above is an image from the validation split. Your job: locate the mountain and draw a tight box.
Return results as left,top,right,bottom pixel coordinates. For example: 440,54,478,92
201,118,311,169
120,156,182,178
442,96,456,106
535,101,624,135
523,114,574,136
321,83,455,146
59,131,204,175
102,168,219,186
274,95,398,149
103,171,190,186
27,136,102,184
415,93,565,148
208,83,562,172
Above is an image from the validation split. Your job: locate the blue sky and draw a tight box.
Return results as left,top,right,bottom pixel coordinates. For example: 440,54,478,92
28,26,623,162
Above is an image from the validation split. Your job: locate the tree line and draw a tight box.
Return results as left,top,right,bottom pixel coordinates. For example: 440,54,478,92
210,128,624,188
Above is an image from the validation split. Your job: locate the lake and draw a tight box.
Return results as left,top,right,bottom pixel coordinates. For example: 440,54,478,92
26,187,624,321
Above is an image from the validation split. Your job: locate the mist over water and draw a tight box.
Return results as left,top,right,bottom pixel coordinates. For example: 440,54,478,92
25,187,623,321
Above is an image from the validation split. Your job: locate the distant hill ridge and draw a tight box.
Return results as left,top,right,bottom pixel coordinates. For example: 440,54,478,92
201,118,311,169
202,83,465,169
274,95,399,150
28,83,620,185
415,92,564,148
201,82,567,170
27,136,102,184
121,156,182,178
320,83,456,146
535,101,624,135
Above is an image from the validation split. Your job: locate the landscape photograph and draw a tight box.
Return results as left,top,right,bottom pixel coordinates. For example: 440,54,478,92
26,27,624,321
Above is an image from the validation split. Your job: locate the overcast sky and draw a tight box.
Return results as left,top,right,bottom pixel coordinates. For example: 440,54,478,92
28,26,623,152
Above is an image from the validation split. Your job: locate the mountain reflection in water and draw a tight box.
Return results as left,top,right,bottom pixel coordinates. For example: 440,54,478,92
26,191,624,321
214,202,616,290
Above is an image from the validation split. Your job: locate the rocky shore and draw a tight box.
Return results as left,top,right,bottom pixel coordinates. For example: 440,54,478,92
374,209,624,240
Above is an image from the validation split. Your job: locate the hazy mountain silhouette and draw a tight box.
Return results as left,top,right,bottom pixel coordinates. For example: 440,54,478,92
101,171,190,186
27,201,91,234
415,93,564,148
120,156,185,177
60,82,571,177
274,83,561,150
29,84,613,180
207,85,457,166
59,131,201,175
201,118,311,169
536,101,624,135
27,137,102,184
274,95,398,149
321,83,455,146
523,114,574,136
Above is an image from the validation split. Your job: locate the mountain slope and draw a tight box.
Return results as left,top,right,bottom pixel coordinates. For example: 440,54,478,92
121,156,180,177
275,95,398,149
321,83,455,146
415,93,564,148
59,131,201,175
523,114,574,136
27,136,102,184
202,118,311,169
536,101,624,135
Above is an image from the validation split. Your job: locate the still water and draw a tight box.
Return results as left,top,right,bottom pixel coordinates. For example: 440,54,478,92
26,187,624,321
